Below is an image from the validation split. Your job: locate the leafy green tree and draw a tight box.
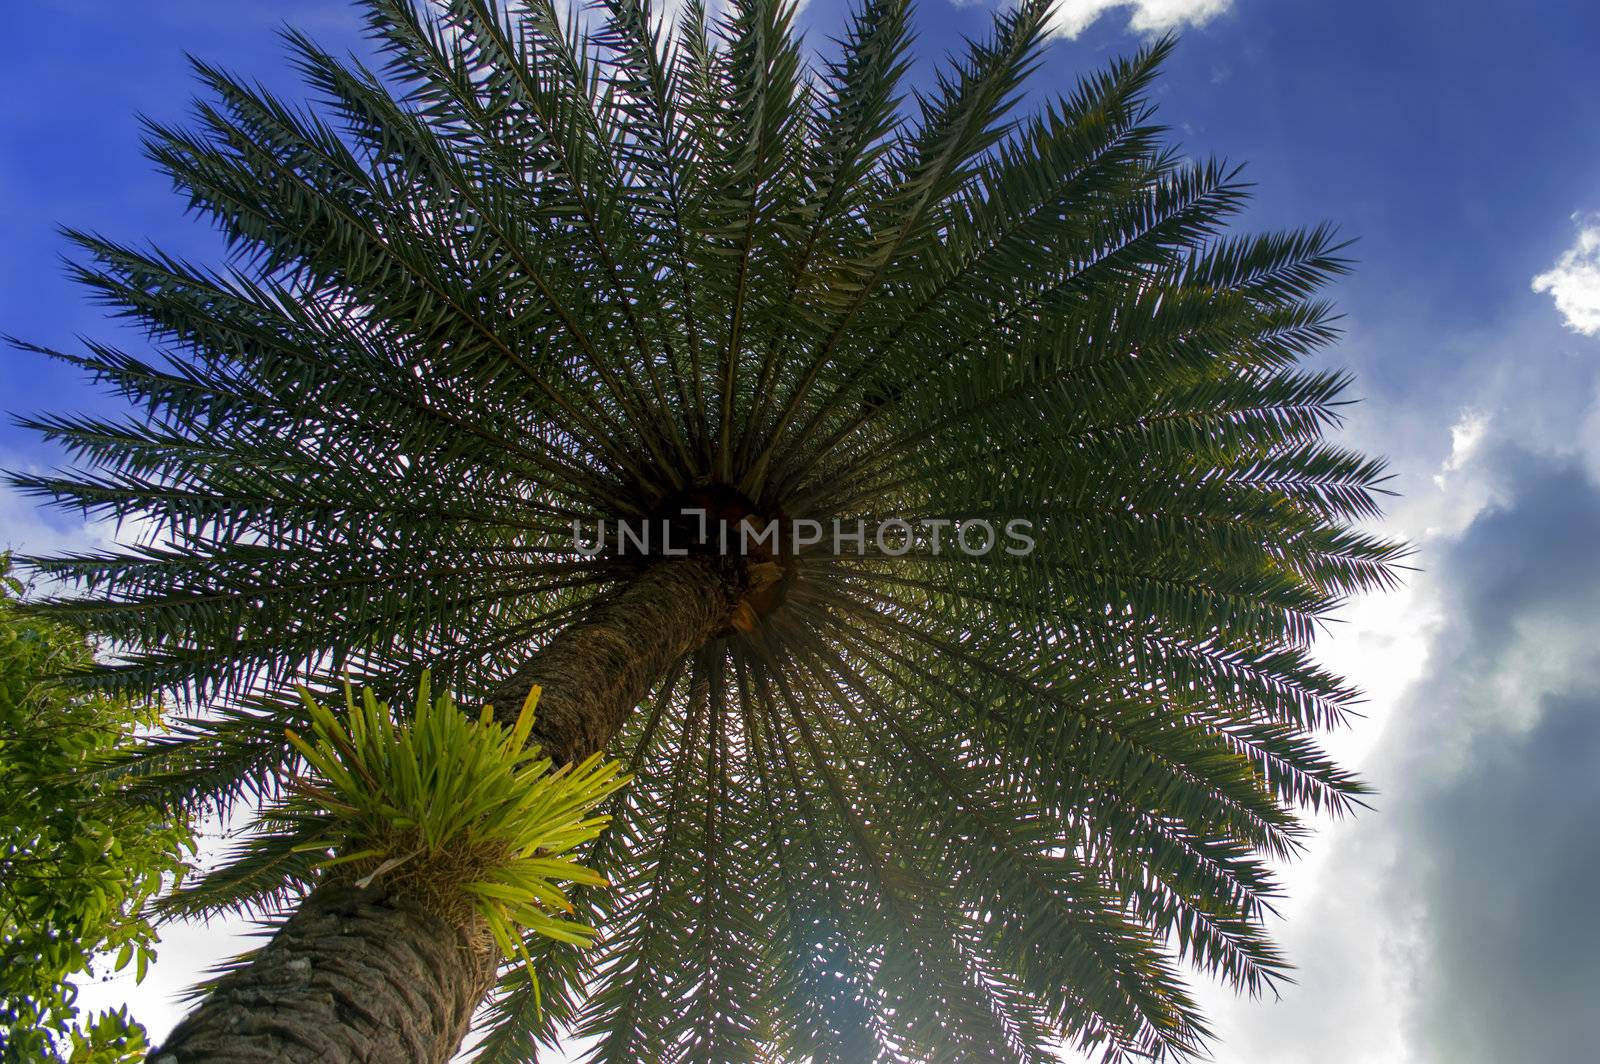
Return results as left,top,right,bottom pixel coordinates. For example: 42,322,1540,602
0,557,194,1061
11,0,1402,1060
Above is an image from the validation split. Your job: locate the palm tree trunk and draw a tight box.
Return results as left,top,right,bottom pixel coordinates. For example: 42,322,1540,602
153,555,745,1062
487,553,748,765
150,880,498,1064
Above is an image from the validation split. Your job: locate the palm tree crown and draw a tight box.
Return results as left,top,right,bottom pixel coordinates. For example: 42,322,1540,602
12,0,1402,1060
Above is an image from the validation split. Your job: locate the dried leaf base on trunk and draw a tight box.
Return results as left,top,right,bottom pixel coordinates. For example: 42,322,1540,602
151,879,498,1064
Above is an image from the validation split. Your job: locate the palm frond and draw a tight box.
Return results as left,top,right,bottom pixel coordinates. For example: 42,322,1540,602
15,1,1402,1060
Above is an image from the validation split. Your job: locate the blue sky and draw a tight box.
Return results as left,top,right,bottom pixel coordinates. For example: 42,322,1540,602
5,1,1600,1061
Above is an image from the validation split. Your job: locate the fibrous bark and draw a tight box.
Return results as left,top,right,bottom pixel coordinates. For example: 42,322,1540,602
486,553,748,765
151,880,497,1063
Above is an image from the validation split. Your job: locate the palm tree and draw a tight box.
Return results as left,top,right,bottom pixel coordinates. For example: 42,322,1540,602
11,0,1401,1060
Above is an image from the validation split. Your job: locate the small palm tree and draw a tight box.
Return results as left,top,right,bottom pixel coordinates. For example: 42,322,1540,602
12,0,1401,1060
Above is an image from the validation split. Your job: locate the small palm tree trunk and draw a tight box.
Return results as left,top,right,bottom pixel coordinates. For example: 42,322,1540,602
152,555,745,1062
487,553,748,765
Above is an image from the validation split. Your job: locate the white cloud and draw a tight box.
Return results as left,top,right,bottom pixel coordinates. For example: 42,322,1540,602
0,451,164,570
1048,0,1232,39
1424,407,1497,537
1532,214,1600,337
0,477,113,561
1435,408,1488,481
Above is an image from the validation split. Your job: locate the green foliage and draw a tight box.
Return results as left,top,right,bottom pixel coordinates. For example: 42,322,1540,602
0,558,193,1061
12,0,1405,1060
275,677,625,972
